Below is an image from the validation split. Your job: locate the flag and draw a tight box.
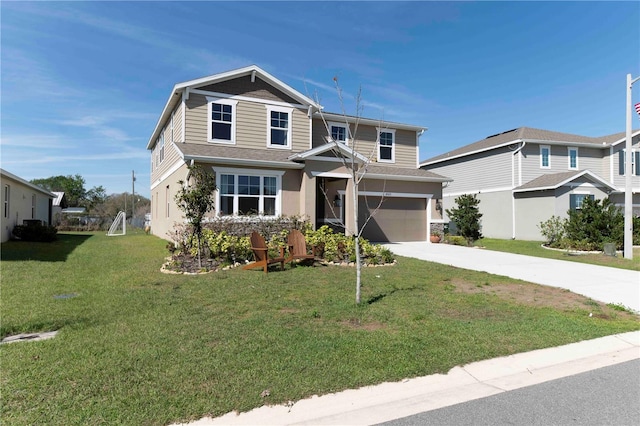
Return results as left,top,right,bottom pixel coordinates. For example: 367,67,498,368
635,102,640,119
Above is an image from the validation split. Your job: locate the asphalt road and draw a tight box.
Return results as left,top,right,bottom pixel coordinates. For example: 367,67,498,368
378,359,640,426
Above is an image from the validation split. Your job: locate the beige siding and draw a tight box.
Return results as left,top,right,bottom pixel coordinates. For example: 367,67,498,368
198,75,300,104
150,163,190,241
311,119,417,168
1,174,53,242
151,104,184,183
184,93,309,151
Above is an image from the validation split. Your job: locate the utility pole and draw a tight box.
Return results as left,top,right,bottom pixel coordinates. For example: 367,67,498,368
624,74,639,260
132,170,136,220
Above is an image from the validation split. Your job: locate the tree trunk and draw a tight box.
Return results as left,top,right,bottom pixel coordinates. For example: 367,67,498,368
352,176,361,304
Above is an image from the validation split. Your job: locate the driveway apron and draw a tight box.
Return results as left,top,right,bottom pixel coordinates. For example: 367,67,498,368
383,242,640,313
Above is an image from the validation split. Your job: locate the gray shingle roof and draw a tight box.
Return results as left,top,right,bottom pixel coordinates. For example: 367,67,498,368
174,143,450,181
421,127,638,165
513,170,616,192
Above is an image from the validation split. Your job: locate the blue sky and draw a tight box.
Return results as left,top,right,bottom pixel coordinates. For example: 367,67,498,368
1,1,639,198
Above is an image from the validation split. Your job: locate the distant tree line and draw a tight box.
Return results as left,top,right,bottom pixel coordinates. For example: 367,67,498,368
31,174,150,220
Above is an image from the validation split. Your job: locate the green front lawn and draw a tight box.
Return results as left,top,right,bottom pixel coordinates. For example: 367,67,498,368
1,232,638,425
476,238,640,271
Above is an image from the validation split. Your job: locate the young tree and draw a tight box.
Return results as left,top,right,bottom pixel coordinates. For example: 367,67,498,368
315,78,389,304
174,165,216,268
446,194,483,246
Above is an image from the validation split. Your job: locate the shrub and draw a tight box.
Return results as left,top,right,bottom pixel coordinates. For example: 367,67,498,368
445,235,467,246
446,194,482,246
564,197,623,250
12,223,58,242
538,216,566,247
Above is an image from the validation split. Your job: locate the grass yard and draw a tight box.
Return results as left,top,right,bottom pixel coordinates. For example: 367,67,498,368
1,232,638,425
477,238,640,271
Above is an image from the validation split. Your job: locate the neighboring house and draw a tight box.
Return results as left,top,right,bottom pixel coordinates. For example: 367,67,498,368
51,192,68,224
0,168,55,243
147,65,450,243
420,127,640,240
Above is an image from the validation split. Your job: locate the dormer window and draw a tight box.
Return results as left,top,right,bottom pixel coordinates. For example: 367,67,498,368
378,128,395,163
208,98,237,144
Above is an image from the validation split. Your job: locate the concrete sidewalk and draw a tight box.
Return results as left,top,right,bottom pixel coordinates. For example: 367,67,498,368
383,242,640,313
176,331,640,426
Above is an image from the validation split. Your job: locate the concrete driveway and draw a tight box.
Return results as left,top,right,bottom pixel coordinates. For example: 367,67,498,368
382,242,640,313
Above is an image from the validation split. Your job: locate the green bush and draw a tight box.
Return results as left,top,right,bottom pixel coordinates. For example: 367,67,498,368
172,220,395,266
446,194,482,246
445,235,467,246
538,216,566,247
12,223,58,242
564,197,623,250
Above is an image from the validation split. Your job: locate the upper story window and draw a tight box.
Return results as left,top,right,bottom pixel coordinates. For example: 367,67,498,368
208,98,237,144
267,106,292,149
568,147,578,170
4,185,10,218
218,170,282,216
618,149,640,176
378,129,395,163
158,131,165,164
329,122,348,144
540,145,550,169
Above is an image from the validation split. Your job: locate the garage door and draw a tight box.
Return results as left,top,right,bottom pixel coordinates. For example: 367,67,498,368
358,196,426,242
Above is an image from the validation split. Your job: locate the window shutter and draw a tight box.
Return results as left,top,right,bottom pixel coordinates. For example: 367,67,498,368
569,194,577,210
619,150,625,175
635,151,640,176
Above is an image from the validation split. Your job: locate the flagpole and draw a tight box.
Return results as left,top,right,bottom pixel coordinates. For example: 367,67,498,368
624,74,639,259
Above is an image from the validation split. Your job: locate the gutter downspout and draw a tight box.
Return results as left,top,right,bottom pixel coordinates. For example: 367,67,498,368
511,141,526,239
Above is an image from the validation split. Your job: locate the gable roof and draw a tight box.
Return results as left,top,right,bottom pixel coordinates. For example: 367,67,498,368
0,168,55,198
147,65,321,150
420,127,640,167
288,140,370,164
513,170,616,193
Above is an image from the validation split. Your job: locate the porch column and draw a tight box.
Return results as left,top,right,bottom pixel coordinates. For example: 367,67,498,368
300,170,316,230
344,177,356,236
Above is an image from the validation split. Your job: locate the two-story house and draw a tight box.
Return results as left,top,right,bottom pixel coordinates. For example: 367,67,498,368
420,127,640,240
147,65,450,243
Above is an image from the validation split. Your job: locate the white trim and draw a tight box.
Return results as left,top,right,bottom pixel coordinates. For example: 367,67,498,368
181,99,186,143
311,171,352,178
328,121,349,145
364,173,451,183
150,161,185,191
567,147,578,170
608,129,640,147
377,128,396,163
192,88,306,110
206,97,238,144
317,111,425,132
540,145,551,169
359,191,433,199
182,155,304,170
266,105,293,149
443,186,513,197
213,166,286,177
421,139,525,167
513,170,617,193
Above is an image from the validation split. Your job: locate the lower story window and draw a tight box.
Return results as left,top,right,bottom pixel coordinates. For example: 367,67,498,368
218,171,280,216
570,194,594,211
